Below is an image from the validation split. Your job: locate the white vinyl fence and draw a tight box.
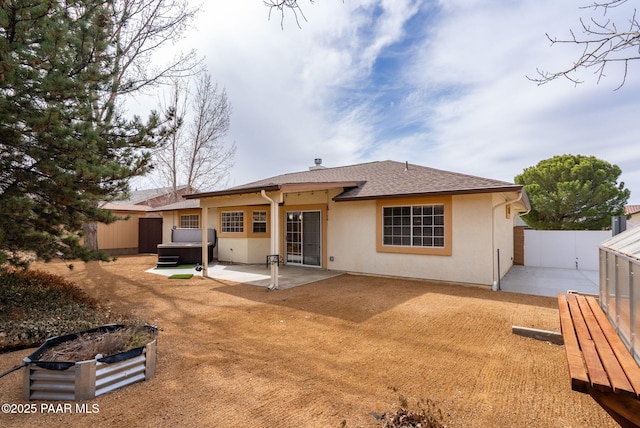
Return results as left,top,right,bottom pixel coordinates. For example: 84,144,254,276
524,230,612,270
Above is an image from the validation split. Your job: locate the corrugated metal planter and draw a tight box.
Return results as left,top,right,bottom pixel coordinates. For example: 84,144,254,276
22,324,157,401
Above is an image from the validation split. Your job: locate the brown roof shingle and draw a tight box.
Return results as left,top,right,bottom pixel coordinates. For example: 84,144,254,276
625,205,640,215
187,160,524,201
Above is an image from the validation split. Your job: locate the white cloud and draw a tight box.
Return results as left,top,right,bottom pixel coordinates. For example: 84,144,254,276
134,0,640,203
399,0,640,196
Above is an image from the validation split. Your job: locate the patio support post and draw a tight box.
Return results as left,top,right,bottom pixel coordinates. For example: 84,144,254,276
201,204,209,277
261,190,280,290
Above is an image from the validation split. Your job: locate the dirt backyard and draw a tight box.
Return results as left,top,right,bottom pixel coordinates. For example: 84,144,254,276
0,256,616,427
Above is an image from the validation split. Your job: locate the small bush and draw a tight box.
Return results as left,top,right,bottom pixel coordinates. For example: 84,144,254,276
0,268,134,352
38,326,155,362
377,395,448,428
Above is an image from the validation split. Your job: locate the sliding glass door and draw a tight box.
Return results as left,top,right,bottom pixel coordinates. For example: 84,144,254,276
285,211,321,267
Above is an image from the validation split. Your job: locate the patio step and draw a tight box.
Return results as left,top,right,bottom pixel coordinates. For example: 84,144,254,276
157,255,179,268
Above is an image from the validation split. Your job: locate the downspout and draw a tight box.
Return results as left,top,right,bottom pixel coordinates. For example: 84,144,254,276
491,192,524,291
261,190,280,290
201,202,209,278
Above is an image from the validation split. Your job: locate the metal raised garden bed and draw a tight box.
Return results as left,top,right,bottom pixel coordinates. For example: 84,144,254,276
22,324,157,401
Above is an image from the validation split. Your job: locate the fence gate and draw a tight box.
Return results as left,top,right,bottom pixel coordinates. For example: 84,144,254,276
138,217,162,254
513,226,525,265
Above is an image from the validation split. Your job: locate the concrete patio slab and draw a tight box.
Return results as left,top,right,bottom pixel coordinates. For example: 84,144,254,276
499,265,599,297
148,261,600,296
147,262,342,290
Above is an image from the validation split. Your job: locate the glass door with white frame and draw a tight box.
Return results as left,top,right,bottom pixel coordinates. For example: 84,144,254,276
285,210,321,267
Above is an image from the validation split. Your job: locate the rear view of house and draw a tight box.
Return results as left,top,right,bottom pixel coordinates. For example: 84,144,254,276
185,160,530,287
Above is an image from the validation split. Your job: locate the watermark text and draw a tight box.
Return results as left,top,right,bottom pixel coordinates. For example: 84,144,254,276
2,403,99,414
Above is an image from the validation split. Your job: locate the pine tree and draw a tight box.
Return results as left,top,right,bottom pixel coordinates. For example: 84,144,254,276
515,154,630,230
0,1,162,266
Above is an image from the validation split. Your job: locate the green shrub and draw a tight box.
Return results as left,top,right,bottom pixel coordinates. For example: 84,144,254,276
0,268,132,352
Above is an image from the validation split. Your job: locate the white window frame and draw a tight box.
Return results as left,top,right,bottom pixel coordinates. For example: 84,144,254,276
221,211,244,233
179,214,200,229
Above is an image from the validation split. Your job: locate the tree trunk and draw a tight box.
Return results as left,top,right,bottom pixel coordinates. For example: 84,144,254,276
83,222,99,251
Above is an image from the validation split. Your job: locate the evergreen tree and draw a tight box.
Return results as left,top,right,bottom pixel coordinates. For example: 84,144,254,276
0,1,163,266
515,154,630,230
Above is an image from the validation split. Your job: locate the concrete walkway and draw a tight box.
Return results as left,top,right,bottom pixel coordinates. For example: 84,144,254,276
499,265,599,297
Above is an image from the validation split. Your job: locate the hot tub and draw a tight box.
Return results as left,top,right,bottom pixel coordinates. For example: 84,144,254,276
157,228,216,265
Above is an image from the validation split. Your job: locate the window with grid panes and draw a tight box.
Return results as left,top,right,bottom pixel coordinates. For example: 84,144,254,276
221,211,244,233
252,210,267,233
180,214,199,228
382,204,445,247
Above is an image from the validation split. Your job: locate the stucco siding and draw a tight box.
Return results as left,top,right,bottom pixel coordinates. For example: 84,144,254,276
327,193,508,286
161,214,176,244
450,194,495,284
215,238,269,264
160,209,204,243
218,238,248,264
492,193,516,279
327,200,376,273
194,188,517,285
283,190,331,206
247,238,271,264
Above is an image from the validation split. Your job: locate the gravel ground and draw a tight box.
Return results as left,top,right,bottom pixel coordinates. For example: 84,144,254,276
0,255,616,427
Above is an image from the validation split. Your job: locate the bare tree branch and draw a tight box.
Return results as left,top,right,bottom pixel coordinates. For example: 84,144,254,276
185,73,235,191
264,0,311,29
153,79,188,202
529,0,640,89
152,73,235,195
95,0,202,126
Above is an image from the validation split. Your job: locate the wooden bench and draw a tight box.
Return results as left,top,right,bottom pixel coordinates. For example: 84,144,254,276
558,292,640,428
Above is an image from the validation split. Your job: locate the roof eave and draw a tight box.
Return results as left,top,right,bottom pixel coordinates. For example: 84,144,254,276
334,186,526,202
184,181,363,200
184,184,283,199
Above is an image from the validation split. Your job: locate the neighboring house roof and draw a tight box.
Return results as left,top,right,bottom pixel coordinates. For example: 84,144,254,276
625,205,640,216
100,202,152,212
186,160,529,208
152,199,200,212
116,185,191,207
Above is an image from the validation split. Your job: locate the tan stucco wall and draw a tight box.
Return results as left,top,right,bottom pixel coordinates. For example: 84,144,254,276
283,190,332,206
492,193,517,280
200,194,273,263
217,238,247,264
217,237,270,264
195,189,518,286
161,213,176,244
160,209,203,243
327,193,505,285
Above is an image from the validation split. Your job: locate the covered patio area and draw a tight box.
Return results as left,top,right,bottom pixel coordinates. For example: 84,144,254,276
147,262,343,289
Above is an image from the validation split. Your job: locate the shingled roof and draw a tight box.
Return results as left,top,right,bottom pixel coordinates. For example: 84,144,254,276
625,205,640,216
187,161,526,203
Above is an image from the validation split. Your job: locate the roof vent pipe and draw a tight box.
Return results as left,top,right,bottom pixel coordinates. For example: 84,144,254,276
309,158,326,171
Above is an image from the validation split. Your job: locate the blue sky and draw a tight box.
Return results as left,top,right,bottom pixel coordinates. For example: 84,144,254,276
130,0,640,204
